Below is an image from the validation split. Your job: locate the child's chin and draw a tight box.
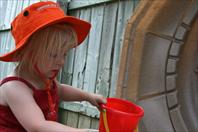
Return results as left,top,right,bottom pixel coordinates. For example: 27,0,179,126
49,73,58,79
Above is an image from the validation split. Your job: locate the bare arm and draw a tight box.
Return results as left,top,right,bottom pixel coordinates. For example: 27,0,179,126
3,81,86,132
56,81,106,109
58,83,90,101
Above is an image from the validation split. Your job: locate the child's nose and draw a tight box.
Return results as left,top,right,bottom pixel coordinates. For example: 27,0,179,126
56,57,65,67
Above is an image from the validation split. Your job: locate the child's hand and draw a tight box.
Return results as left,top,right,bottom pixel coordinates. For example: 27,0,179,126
80,128,98,132
87,93,106,110
83,129,99,132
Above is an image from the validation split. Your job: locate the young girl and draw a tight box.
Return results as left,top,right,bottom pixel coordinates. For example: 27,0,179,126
0,1,106,132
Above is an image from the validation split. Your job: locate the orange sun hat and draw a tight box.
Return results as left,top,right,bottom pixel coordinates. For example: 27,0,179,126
0,1,91,62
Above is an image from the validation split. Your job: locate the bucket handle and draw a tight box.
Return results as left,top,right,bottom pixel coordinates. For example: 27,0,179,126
102,108,110,132
100,104,139,132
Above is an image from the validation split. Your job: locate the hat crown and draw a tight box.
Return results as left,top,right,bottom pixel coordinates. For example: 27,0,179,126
0,1,91,62
11,1,65,47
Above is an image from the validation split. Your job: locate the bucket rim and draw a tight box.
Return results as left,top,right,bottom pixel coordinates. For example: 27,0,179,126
101,98,144,117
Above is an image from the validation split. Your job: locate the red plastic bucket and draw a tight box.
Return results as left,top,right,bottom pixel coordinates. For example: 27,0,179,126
99,98,144,132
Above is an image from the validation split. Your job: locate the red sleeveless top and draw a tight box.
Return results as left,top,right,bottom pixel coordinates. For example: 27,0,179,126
0,77,59,132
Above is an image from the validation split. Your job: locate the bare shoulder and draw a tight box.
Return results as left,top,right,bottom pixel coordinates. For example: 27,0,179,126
1,80,46,131
1,80,33,105
2,80,33,94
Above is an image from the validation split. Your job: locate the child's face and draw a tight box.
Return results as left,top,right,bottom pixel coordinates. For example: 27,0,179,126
37,45,69,79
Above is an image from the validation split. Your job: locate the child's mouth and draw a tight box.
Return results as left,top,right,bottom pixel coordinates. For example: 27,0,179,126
50,70,59,79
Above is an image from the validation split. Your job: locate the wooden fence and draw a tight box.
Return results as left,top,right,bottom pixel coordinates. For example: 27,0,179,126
58,0,139,128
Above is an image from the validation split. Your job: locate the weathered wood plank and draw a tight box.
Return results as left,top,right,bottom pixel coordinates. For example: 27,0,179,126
78,114,91,128
59,101,100,118
0,0,7,30
72,8,91,89
83,5,104,93
95,2,118,97
0,32,8,79
66,111,79,128
68,0,118,10
124,0,135,19
58,108,68,124
61,48,76,85
0,32,15,80
22,1,30,10
109,1,125,97
90,118,99,129
110,0,134,97
15,1,24,17
2,0,14,30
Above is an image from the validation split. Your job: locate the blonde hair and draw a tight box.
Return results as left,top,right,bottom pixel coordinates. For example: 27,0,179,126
15,23,77,79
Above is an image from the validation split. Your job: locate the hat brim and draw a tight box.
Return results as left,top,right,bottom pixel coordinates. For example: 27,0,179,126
0,16,91,62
